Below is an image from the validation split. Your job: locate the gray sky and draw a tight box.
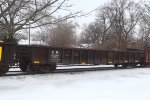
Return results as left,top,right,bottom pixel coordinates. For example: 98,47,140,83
68,0,141,33
70,0,110,26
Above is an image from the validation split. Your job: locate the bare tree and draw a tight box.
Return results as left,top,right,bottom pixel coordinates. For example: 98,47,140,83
137,1,150,49
95,5,116,49
33,20,77,47
80,22,105,49
80,0,142,50
0,0,80,42
107,0,142,50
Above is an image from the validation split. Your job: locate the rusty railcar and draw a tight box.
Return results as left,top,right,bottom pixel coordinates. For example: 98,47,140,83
144,48,150,66
36,47,144,68
16,45,59,72
0,42,146,74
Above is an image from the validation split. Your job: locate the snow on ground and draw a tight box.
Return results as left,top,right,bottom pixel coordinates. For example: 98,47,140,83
1,66,150,100
57,64,114,69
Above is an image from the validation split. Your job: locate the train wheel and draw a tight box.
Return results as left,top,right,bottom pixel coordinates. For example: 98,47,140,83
38,65,43,73
42,66,49,73
47,64,56,72
19,61,28,72
51,64,56,71
140,63,144,67
122,64,128,68
47,65,52,72
38,65,49,73
46,66,51,72
114,64,118,68
28,64,37,72
133,64,137,68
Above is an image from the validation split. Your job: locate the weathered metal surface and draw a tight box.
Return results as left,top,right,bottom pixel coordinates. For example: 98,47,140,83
0,42,16,74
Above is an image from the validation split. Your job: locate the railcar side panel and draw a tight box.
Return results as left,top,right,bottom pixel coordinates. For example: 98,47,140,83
72,50,80,64
63,49,71,64
108,52,114,64
128,52,135,63
0,43,16,74
88,50,95,64
119,52,124,63
80,50,88,64
95,51,102,65
144,48,150,65
102,51,108,64
114,52,119,64
32,47,48,64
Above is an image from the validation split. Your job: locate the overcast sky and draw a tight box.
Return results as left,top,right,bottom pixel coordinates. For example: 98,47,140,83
69,0,110,26
67,0,141,33
65,0,110,33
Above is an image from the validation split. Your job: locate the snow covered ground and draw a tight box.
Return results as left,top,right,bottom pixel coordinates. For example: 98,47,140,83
1,66,150,100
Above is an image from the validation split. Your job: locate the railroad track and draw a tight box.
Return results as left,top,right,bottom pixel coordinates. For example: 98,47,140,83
0,66,145,77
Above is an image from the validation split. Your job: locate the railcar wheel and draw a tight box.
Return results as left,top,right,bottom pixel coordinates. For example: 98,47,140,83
47,66,52,72
38,65,48,73
114,64,118,68
40,65,48,72
51,64,56,71
19,60,29,72
46,66,51,72
38,65,44,72
43,66,49,73
140,63,144,67
28,64,37,72
122,64,128,68
133,64,138,68
47,64,56,72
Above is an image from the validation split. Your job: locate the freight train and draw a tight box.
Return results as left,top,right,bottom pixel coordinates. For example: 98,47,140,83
0,42,150,74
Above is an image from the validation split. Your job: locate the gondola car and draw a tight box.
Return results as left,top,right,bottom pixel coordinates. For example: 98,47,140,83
0,42,147,74
52,47,143,68
16,45,59,73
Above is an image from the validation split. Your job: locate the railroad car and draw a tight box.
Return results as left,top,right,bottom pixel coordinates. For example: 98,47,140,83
0,42,147,74
37,46,143,67
0,42,16,74
144,48,150,66
16,45,58,73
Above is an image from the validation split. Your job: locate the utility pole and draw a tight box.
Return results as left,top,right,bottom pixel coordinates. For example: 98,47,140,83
29,22,30,45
